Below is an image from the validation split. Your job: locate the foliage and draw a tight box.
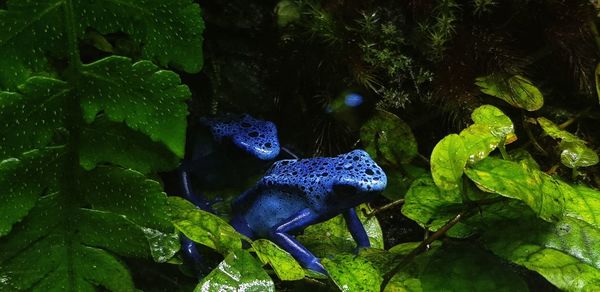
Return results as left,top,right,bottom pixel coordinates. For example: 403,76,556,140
0,0,202,290
3,0,600,291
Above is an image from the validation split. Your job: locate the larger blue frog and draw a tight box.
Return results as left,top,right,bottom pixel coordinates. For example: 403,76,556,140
230,149,387,274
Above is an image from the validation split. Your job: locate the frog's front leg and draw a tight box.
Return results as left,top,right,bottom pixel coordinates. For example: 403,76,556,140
268,208,327,274
343,207,370,248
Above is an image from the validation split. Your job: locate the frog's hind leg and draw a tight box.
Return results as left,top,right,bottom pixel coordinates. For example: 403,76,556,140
178,168,213,212
268,208,327,275
229,214,255,240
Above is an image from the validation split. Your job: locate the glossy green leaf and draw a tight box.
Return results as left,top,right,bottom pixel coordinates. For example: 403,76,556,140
566,185,600,230
0,0,204,83
537,117,580,143
430,134,468,190
469,202,600,291
167,196,243,254
471,104,516,142
559,141,599,168
196,250,275,292
384,243,440,292
297,204,383,258
476,74,543,111
401,176,474,238
80,56,191,158
361,110,418,166
252,239,305,281
80,116,180,173
509,148,540,170
465,157,567,222
459,124,502,164
536,117,597,168
420,244,528,291
0,77,68,159
322,254,383,292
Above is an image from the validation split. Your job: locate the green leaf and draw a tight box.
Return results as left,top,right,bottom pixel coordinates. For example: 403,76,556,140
566,185,600,229
465,157,567,222
83,167,173,231
430,134,468,190
78,0,205,73
384,243,441,292
470,202,600,291
0,77,69,159
459,124,502,164
470,104,516,142
360,110,418,167
322,254,383,292
0,148,62,237
252,239,305,281
167,196,243,254
80,116,180,173
559,141,599,168
297,204,383,258
1,192,137,291
537,117,580,143
401,176,474,238
196,250,275,292
536,117,597,168
80,56,191,158
476,74,543,111
79,167,179,262
420,243,528,291
0,0,204,79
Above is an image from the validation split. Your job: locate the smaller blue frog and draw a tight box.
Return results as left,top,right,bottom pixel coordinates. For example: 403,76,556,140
178,114,281,274
230,150,387,274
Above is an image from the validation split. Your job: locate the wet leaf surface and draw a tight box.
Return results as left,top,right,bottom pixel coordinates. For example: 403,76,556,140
196,249,275,292
252,239,305,281
430,134,468,190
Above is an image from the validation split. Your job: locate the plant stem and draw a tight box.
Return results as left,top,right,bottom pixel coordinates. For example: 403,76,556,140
379,197,505,290
367,199,405,218
62,2,84,290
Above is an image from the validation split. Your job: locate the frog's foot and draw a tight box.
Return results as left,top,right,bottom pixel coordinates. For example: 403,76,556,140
180,235,206,278
267,208,329,275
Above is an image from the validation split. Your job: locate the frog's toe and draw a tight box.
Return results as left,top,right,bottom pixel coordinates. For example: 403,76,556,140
305,258,328,275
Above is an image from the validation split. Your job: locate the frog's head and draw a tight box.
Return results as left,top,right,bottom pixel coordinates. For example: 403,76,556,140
200,114,280,160
260,149,387,211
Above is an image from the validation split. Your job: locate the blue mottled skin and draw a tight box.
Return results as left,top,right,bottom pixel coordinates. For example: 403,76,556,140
230,150,387,274
200,114,280,160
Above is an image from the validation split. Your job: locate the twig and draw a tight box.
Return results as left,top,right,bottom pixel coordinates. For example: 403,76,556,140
379,197,505,291
367,199,405,218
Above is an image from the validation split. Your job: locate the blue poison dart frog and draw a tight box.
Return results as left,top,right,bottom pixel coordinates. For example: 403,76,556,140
178,114,281,275
178,114,281,209
230,149,387,274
